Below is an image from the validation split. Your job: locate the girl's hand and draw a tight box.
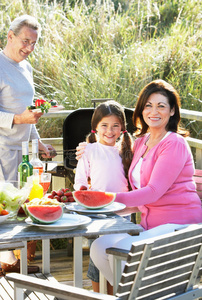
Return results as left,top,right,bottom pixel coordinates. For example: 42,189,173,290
76,142,87,160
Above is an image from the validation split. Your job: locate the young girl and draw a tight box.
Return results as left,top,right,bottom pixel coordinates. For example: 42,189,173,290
74,100,133,292
74,100,133,192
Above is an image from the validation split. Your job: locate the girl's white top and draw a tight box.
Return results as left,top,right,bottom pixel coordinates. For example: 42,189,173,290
74,142,128,192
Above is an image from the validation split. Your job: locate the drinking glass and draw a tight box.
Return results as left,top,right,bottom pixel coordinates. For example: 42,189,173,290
39,173,52,196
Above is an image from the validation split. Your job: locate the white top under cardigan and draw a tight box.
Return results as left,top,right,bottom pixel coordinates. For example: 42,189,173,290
132,132,171,188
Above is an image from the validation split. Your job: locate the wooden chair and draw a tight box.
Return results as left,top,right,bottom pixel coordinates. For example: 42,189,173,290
108,169,202,296
6,224,202,300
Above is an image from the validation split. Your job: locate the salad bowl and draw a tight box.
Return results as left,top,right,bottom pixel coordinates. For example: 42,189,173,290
0,181,31,220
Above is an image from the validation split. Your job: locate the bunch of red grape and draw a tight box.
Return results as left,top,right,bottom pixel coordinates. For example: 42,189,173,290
48,188,74,203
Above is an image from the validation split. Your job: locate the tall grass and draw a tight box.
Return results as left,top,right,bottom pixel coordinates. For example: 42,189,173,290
0,0,201,138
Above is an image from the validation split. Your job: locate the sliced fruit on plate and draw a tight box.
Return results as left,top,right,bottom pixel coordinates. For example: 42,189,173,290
72,190,116,209
23,198,64,224
25,205,63,224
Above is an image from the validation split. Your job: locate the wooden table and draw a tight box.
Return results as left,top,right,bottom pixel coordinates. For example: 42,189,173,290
0,213,143,289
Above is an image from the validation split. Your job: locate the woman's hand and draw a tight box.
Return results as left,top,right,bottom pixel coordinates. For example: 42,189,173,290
76,142,87,160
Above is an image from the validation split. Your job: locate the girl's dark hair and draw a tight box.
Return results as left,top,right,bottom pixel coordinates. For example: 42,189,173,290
86,100,133,183
132,79,189,137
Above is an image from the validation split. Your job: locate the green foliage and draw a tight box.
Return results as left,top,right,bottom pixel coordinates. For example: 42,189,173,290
0,0,201,139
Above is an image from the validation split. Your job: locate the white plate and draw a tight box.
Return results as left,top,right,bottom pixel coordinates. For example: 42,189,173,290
33,105,64,114
66,202,126,214
25,214,91,231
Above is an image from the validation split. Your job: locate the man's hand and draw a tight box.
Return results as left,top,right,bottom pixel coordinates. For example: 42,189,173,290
13,108,43,124
38,140,57,159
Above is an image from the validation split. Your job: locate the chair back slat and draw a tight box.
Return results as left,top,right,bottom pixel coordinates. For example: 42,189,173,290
128,240,201,267
120,262,196,285
116,225,202,300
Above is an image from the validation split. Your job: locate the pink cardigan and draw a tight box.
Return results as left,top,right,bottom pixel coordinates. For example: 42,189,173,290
116,132,202,230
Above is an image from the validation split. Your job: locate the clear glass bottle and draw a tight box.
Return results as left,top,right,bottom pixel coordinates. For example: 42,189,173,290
18,141,33,188
30,139,44,175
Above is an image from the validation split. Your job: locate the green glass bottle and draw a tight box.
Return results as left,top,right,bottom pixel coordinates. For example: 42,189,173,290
18,141,33,188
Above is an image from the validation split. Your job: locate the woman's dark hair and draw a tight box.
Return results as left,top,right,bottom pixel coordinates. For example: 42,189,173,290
86,100,133,183
132,79,189,137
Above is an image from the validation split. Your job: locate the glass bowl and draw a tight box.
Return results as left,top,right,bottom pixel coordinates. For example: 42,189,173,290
0,181,31,220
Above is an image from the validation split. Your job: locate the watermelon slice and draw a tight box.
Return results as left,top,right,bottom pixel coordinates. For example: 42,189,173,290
73,190,116,209
26,205,63,224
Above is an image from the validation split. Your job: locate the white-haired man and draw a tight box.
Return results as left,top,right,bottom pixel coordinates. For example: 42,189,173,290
0,15,56,274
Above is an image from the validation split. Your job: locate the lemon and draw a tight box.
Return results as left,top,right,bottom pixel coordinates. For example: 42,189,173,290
29,182,43,201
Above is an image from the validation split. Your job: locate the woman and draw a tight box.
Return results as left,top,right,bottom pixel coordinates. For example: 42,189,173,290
89,79,202,294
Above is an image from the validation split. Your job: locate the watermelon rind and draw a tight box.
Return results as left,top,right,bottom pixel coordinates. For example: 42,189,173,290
73,191,116,209
26,205,63,224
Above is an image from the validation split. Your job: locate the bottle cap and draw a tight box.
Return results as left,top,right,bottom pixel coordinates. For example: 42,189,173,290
22,141,29,155
32,139,39,154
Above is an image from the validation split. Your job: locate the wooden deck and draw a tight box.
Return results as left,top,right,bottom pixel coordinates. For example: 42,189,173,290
0,247,92,300
0,248,92,300
29,247,92,289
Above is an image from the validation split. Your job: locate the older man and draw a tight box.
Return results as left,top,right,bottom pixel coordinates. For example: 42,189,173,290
0,14,56,181
0,15,56,274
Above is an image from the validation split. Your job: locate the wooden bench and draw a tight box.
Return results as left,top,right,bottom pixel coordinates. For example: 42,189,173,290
107,224,202,299
6,224,202,300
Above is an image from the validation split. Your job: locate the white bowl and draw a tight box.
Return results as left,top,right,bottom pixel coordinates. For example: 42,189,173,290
0,212,10,224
